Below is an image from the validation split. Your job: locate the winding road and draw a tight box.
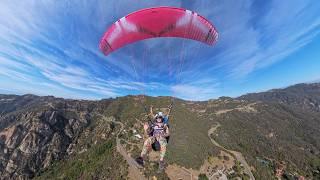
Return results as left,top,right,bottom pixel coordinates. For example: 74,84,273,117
102,116,147,180
208,123,255,180
102,115,254,180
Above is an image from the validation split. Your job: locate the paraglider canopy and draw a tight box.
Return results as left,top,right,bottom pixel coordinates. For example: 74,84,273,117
100,6,218,56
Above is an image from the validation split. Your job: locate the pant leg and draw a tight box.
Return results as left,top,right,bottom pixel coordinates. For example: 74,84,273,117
158,137,168,161
141,137,155,158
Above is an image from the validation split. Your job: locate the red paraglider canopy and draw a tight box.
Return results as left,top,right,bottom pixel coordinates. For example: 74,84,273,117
100,6,218,56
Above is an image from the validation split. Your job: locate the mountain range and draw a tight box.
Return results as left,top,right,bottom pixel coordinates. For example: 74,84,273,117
0,83,319,179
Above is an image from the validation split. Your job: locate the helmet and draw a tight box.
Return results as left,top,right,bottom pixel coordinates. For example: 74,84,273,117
155,112,164,122
157,112,163,118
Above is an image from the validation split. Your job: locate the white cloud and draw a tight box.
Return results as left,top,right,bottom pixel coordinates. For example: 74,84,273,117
171,78,220,100
184,0,320,81
224,0,320,79
0,0,319,100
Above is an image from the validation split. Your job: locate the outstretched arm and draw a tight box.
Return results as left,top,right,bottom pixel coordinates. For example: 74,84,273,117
166,104,173,117
150,105,154,115
148,105,155,119
143,123,151,137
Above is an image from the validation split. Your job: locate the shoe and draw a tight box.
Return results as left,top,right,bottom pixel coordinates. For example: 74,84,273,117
158,160,165,172
135,156,144,167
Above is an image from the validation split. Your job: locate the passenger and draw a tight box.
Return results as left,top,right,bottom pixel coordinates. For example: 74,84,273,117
136,113,170,171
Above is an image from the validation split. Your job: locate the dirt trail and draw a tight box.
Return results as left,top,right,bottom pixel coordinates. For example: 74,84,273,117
103,115,254,180
102,116,147,180
208,123,255,180
166,164,194,180
110,117,195,180
214,103,257,116
116,138,147,180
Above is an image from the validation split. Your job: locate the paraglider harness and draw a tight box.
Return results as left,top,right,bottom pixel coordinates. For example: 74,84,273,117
146,103,172,151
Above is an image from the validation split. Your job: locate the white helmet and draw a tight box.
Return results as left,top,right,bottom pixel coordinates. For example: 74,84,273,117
154,112,163,119
157,112,163,117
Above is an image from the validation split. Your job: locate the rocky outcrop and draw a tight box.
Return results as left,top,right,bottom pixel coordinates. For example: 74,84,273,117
0,95,99,179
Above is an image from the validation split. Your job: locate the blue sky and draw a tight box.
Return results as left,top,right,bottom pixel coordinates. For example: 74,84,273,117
0,0,320,100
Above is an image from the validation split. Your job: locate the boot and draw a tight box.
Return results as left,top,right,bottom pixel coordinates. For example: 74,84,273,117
157,160,165,172
135,156,144,167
